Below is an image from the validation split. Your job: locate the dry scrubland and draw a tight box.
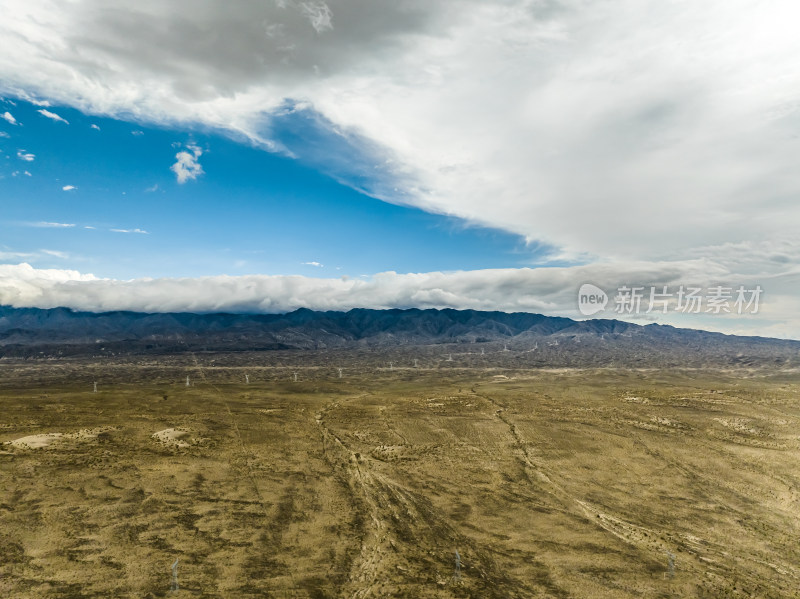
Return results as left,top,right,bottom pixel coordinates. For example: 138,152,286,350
1,354,800,597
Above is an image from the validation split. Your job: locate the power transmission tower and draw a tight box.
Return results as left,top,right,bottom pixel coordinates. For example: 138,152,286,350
171,559,179,591
453,550,462,582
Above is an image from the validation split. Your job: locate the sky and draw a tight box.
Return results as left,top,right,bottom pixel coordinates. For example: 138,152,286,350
1,0,800,338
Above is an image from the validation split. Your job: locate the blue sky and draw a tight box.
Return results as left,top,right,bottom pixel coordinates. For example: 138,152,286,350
1,97,544,279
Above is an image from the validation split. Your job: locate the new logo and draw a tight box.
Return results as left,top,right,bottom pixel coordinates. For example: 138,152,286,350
578,283,608,316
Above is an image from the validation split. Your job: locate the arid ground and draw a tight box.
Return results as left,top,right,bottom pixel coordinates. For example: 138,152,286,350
2,352,800,597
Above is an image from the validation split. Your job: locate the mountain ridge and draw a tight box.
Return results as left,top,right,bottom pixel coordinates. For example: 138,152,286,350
0,305,797,367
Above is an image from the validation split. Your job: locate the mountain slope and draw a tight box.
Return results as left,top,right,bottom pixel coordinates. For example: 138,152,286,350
0,305,797,367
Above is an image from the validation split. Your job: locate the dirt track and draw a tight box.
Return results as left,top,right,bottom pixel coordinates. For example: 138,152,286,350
2,358,800,597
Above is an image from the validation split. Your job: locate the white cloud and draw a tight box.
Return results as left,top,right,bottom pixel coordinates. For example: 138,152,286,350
0,264,98,306
0,248,70,262
62,184,76,191
131,130,144,136
144,183,158,192
0,131,9,138
300,1,333,33
302,261,323,267
170,144,203,184
40,249,69,258
0,260,796,338
30,221,75,228
0,251,35,260
1,111,17,125
16,149,34,161
1,1,798,263
110,228,148,234
16,94,50,107
90,123,100,130
37,108,68,124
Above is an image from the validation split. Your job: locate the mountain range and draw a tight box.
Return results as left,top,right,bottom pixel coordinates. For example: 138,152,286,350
0,305,797,367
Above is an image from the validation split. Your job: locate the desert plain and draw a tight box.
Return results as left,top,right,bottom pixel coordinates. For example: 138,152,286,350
2,350,800,598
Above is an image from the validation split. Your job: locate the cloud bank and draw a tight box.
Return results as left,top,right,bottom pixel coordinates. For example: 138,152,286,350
1,261,798,339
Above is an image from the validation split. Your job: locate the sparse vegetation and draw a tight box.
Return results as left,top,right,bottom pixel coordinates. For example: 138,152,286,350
1,352,800,597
